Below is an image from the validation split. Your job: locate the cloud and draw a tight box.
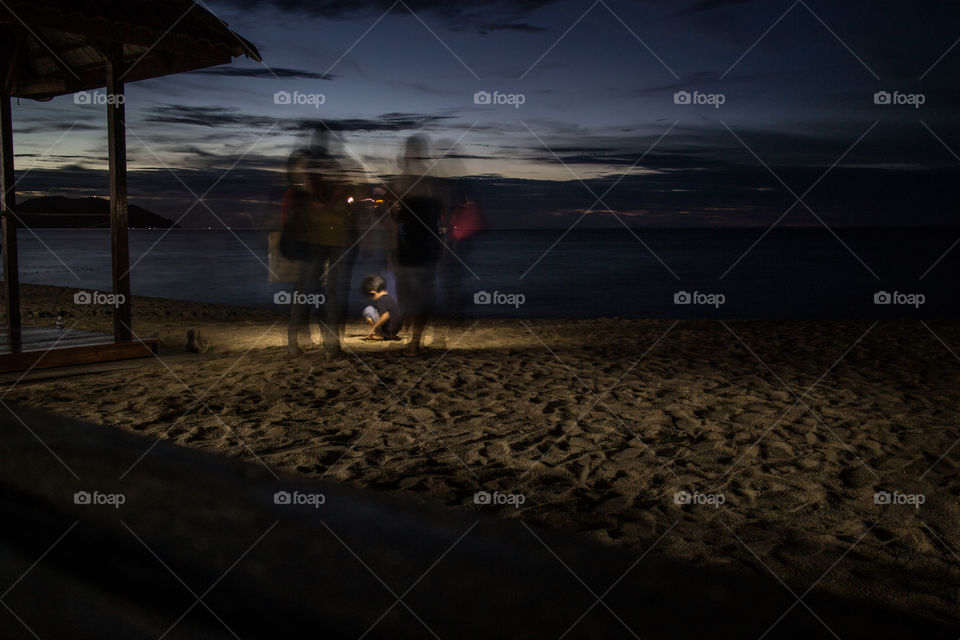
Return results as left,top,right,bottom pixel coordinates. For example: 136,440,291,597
188,66,336,80
320,112,458,132
15,122,103,135
675,0,755,15
220,0,557,18
216,0,560,32
476,22,547,34
145,105,284,129
143,104,456,133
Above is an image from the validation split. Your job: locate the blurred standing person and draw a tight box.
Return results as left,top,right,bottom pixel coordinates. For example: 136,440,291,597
439,178,483,331
434,139,484,340
392,134,444,356
282,126,359,358
279,149,316,355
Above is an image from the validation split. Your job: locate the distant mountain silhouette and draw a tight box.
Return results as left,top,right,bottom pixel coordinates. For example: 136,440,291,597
16,197,180,229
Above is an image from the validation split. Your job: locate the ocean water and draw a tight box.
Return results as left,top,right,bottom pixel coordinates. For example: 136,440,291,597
2,228,957,319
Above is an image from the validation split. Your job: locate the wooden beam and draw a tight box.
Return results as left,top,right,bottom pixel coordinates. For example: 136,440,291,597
0,94,20,348
0,338,157,373
105,48,131,342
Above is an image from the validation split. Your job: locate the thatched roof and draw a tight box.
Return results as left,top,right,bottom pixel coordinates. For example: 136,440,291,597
0,0,262,100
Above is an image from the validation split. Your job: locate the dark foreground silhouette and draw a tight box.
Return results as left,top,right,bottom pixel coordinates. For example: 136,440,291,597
0,403,955,639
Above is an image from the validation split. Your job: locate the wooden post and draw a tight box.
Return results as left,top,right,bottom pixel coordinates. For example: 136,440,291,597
0,93,21,348
106,49,131,342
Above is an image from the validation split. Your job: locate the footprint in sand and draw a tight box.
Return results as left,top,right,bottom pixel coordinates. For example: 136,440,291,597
479,440,512,462
541,399,568,416
838,465,876,490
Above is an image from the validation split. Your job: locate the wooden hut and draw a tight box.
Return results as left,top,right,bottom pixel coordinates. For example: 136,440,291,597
0,0,261,371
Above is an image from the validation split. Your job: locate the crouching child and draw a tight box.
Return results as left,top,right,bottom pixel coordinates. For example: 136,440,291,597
361,274,402,340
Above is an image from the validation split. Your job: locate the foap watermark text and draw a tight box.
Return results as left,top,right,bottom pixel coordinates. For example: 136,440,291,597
74,91,125,106
874,290,924,308
474,290,525,308
74,290,125,308
274,490,326,508
674,490,726,508
474,90,525,108
274,90,326,108
873,91,925,109
474,490,525,509
674,290,725,308
874,490,925,509
674,90,725,109
74,490,126,509
275,290,325,307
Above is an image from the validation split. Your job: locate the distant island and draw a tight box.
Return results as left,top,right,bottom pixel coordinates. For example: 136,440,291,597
15,197,180,229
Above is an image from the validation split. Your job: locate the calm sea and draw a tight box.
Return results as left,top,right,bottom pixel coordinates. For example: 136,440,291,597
2,228,957,319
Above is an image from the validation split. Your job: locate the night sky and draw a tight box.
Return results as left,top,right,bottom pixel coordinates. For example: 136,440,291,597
9,0,960,228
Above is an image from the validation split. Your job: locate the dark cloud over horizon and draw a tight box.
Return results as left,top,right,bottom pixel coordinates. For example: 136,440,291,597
143,104,454,133
188,66,336,80
217,0,560,32
476,23,547,34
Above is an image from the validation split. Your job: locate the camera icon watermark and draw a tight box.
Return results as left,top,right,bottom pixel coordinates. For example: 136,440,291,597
274,90,326,108
473,290,525,308
473,90,525,109
74,91,125,106
74,490,126,509
273,490,326,508
74,290,126,308
673,490,725,508
673,290,725,308
274,290,325,307
873,290,925,308
473,490,526,509
674,90,725,109
874,490,924,509
873,90,925,109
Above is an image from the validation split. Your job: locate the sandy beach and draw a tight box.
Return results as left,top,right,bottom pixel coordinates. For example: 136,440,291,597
3,283,959,625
